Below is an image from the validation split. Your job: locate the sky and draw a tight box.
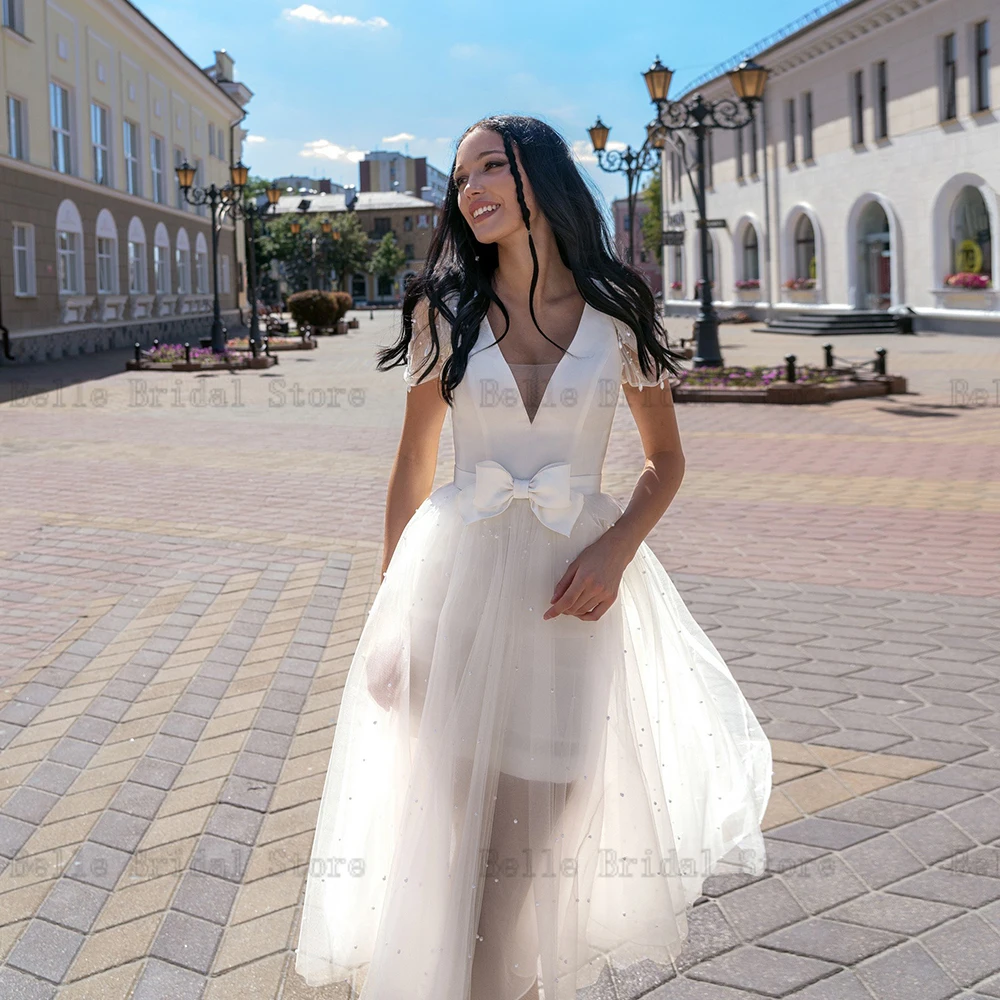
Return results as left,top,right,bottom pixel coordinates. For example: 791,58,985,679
133,0,817,212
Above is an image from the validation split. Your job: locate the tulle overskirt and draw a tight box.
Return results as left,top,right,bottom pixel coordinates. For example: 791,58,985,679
294,483,772,999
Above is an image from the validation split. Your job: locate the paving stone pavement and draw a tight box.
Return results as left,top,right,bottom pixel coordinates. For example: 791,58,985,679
0,312,998,999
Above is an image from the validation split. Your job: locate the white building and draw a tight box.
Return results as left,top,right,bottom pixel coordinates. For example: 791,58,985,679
661,0,998,334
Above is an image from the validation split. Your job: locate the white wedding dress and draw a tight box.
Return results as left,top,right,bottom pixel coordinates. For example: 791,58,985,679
294,300,773,999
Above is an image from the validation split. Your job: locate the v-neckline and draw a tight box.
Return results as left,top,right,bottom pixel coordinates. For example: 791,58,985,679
483,301,591,426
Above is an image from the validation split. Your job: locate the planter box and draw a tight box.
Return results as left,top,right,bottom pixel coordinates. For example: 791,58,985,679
931,288,998,311
783,288,818,304
348,318,360,329
672,374,907,404
735,288,761,302
126,355,279,372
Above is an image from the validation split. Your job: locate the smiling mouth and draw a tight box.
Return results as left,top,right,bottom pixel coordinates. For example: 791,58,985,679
472,203,500,221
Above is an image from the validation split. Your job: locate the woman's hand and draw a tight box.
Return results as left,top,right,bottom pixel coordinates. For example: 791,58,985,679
544,532,634,621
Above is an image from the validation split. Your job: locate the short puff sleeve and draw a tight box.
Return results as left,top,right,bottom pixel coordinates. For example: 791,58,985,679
614,319,672,390
402,311,453,391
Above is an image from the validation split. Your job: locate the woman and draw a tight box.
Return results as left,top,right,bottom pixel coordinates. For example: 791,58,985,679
294,114,772,1000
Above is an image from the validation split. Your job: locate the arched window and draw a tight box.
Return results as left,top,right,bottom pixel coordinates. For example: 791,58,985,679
950,186,992,281
794,215,816,279
127,217,148,294
55,199,84,295
153,223,171,294
95,209,119,294
742,226,760,281
175,228,191,294
671,244,684,294
194,232,209,294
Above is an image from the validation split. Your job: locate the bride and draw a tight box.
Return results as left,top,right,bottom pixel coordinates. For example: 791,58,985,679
294,114,772,1000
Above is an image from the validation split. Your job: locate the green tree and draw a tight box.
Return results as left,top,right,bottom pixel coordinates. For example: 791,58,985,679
368,232,408,298
640,164,663,267
325,214,371,292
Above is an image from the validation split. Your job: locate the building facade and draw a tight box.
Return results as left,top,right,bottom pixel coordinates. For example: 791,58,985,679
612,196,662,296
359,150,449,207
0,1,252,365
273,175,345,196
273,190,438,304
661,0,998,334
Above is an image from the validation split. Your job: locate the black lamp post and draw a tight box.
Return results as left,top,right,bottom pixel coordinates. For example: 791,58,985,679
645,55,768,367
228,181,282,349
587,117,661,266
175,159,250,353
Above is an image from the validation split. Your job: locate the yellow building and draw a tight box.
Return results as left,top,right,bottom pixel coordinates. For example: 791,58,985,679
0,0,252,364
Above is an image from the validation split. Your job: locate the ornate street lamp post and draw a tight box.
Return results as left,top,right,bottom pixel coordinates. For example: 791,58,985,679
230,181,281,350
175,159,249,353
645,55,768,367
587,117,660,266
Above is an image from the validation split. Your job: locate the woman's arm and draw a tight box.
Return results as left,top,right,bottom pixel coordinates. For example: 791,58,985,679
381,302,450,578
544,380,684,621
603,380,685,563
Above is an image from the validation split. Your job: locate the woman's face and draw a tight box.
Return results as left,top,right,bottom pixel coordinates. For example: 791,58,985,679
453,127,536,244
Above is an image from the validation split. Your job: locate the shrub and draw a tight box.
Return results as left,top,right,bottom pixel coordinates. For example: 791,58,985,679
287,290,345,333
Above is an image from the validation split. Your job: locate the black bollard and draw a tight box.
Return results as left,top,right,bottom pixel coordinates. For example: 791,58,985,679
785,354,797,383
823,343,834,369
184,342,191,364
369,308,374,320
250,337,258,359
134,342,141,362
152,339,159,352
875,348,887,375
264,337,272,358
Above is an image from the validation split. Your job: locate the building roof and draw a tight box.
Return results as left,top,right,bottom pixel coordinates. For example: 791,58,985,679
678,0,869,96
119,0,248,113
273,191,437,214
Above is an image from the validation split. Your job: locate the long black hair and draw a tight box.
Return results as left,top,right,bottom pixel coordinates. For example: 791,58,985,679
376,114,685,404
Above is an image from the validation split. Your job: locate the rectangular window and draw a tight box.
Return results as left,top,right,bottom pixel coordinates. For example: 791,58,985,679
194,159,205,216
803,91,814,160
785,98,796,165
942,33,958,120
50,81,73,174
154,243,169,293
176,247,190,293
2,0,24,34
12,223,35,296
975,21,990,112
195,248,209,293
735,126,744,180
748,117,758,176
57,230,81,293
174,147,186,210
852,70,865,144
96,236,117,293
123,119,141,195
128,240,146,294
417,214,429,228
7,95,26,160
875,61,889,138
208,122,215,158
220,253,231,294
150,135,165,204
373,217,392,237
91,102,110,186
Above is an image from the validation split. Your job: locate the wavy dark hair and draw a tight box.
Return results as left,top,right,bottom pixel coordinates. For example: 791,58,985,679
376,114,685,404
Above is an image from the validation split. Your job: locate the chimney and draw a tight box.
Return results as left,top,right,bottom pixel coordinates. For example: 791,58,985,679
318,179,332,194
213,50,235,82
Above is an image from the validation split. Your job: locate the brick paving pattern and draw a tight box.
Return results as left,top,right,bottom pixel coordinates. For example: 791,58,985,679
0,314,998,998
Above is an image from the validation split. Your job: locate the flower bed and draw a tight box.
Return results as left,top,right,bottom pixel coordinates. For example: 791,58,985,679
227,335,317,352
944,272,992,290
670,364,906,404
125,343,278,371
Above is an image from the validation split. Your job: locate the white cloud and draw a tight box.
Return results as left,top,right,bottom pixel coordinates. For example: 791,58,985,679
382,131,415,144
571,138,626,165
299,139,367,163
282,5,389,28
245,134,267,144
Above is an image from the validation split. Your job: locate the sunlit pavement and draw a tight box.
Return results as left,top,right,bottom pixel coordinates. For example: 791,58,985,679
0,310,998,998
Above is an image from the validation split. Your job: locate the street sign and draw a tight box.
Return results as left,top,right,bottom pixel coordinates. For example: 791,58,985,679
662,230,685,246
697,218,728,229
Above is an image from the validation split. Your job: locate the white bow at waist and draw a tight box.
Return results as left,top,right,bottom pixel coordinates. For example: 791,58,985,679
453,461,600,537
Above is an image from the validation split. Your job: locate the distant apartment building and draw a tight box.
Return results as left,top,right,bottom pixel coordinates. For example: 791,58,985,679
0,1,253,365
273,190,438,303
273,175,345,196
612,196,662,296
359,150,448,207
661,0,997,334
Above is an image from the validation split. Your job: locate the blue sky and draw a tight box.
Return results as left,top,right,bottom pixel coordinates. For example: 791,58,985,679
134,0,814,210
